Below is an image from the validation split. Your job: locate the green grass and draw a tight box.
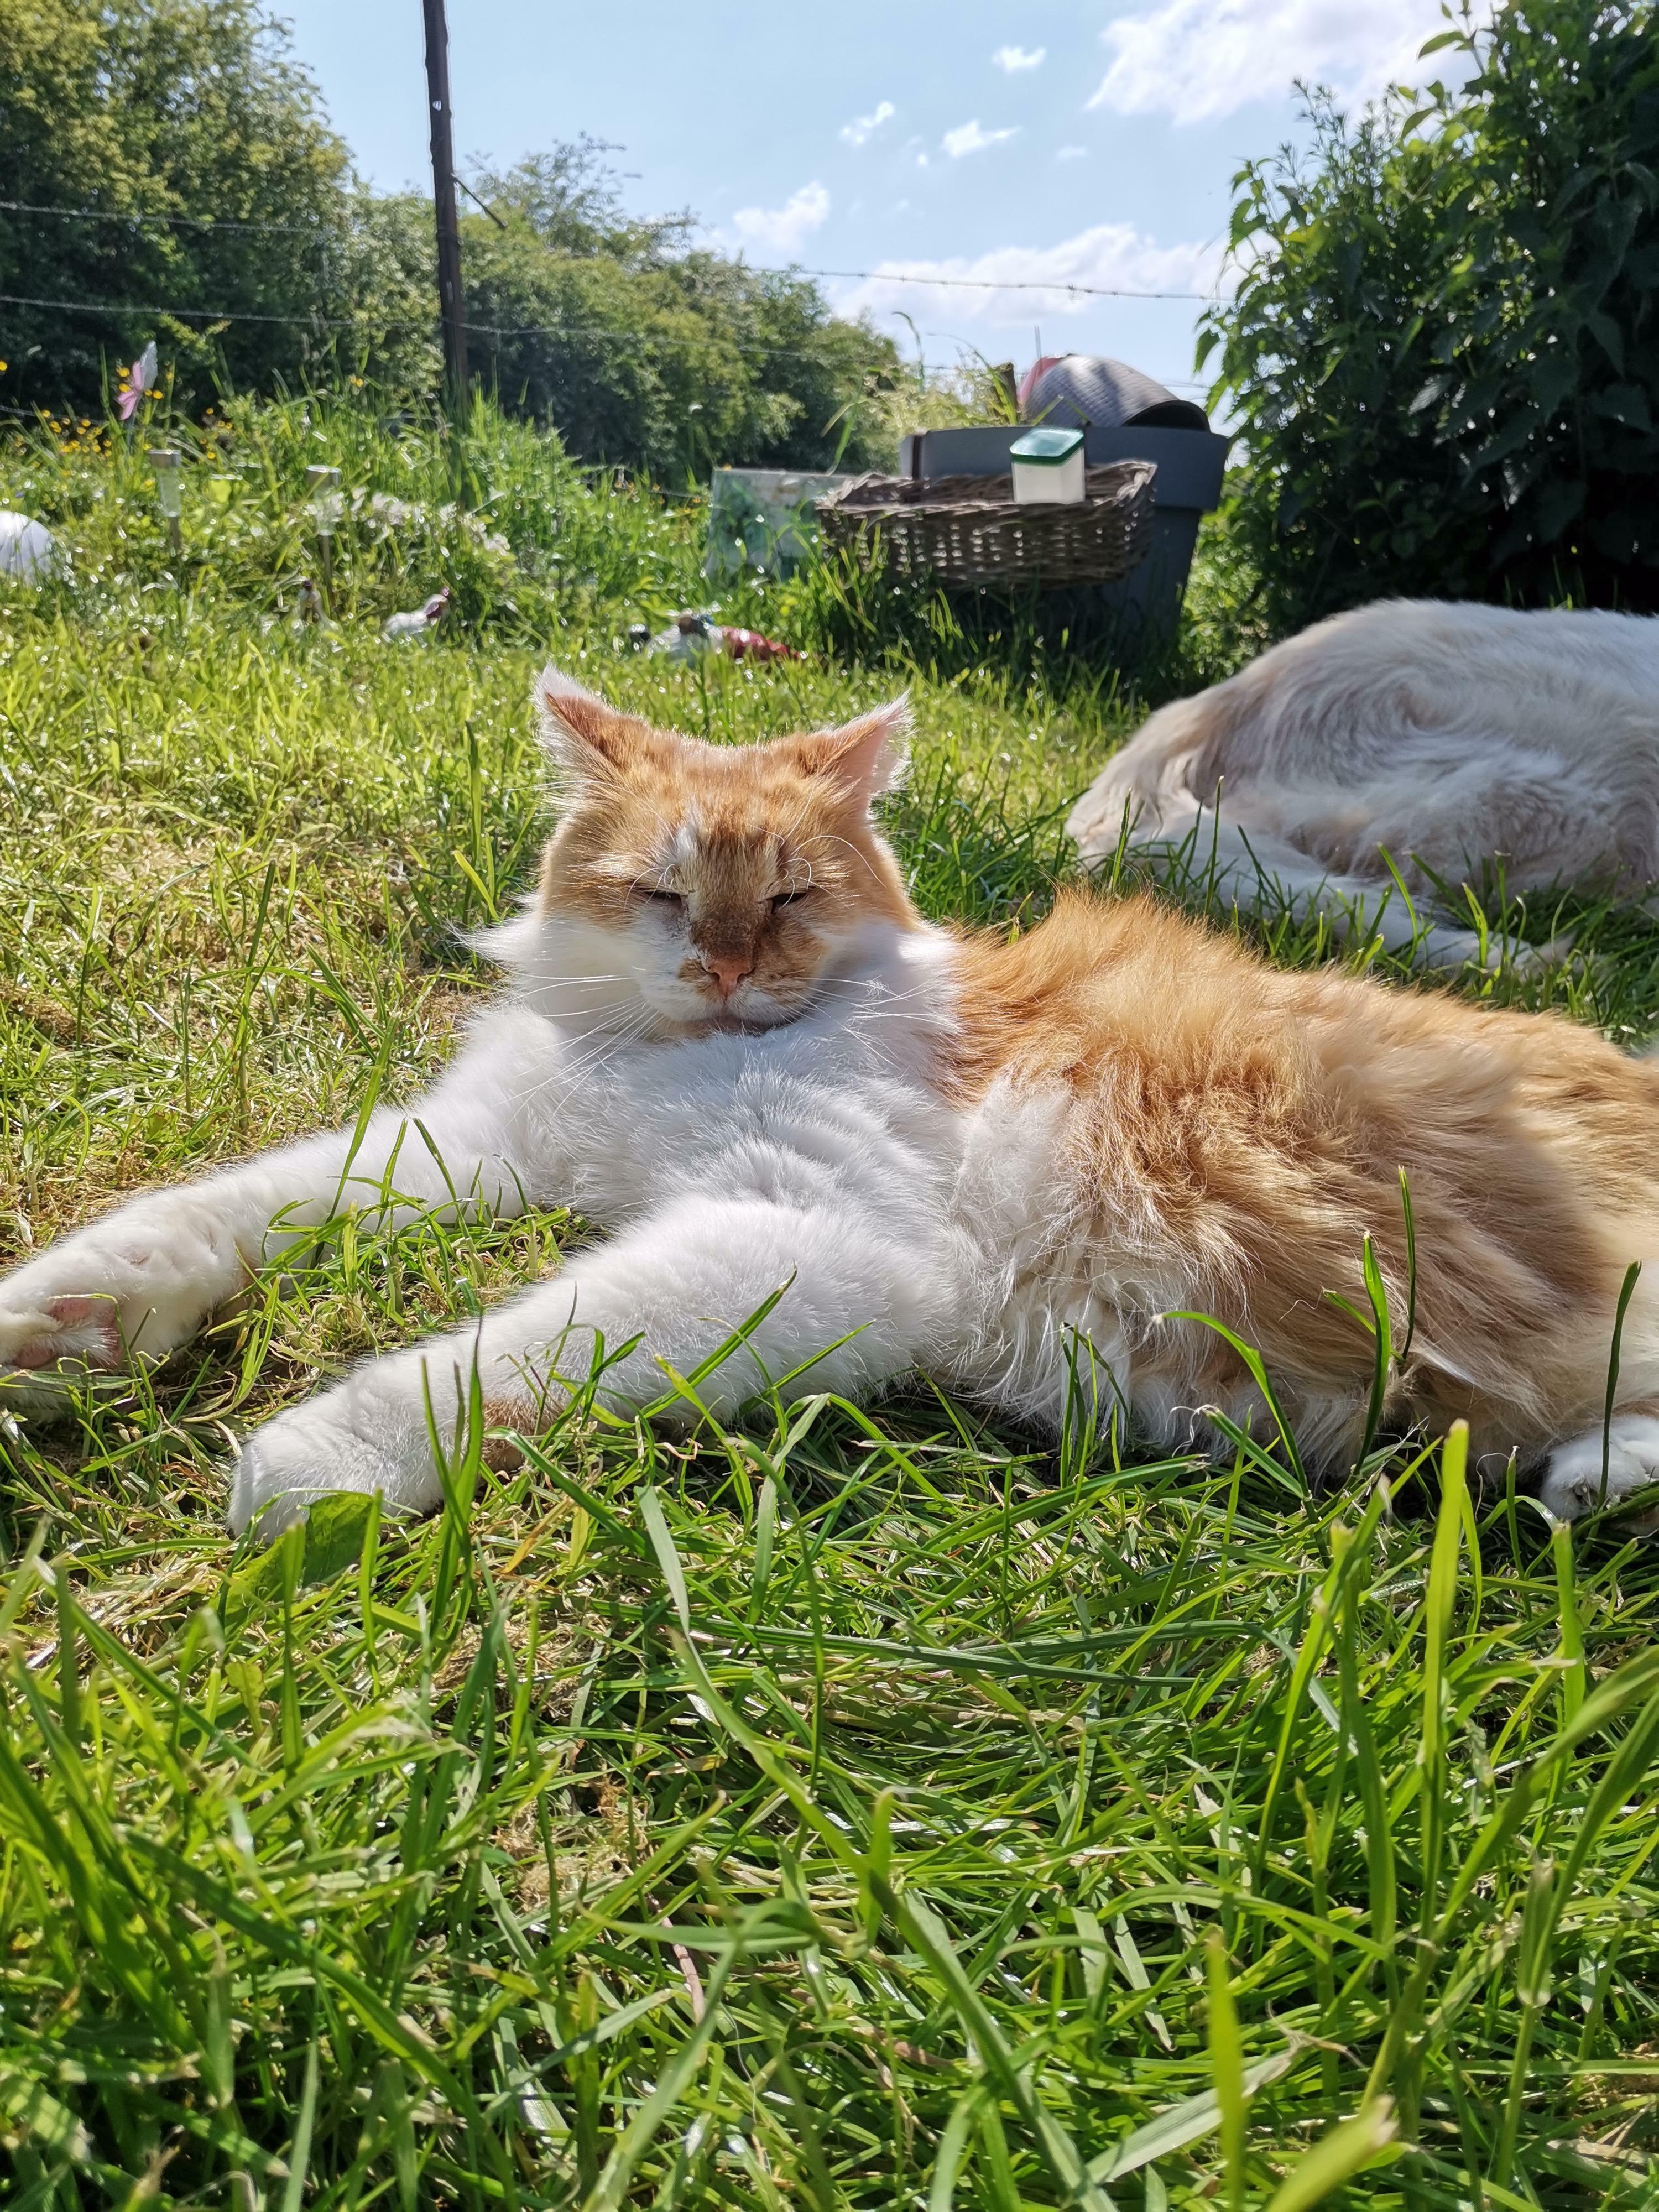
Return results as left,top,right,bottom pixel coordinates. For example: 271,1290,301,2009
2,397,1658,2210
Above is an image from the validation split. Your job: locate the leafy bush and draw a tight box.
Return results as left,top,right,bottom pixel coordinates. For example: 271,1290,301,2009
1207,0,1659,630
459,147,904,481
0,13,902,479
0,0,369,409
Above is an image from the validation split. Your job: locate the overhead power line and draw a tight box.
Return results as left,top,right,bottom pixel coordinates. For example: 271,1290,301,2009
0,197,326,236
0,290,364,328
0,290,899,366
801,267,1218,301
0,202,1218,302
1,292,1217,397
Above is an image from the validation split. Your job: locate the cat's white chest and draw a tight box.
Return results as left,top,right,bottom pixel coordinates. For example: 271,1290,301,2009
491,1005,961,1236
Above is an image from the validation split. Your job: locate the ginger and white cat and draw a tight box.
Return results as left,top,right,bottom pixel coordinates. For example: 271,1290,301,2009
3,665,1659,1530
1068,601,1659,968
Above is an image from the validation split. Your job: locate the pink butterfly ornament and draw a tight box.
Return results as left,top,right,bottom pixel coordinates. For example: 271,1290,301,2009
118,341,158,422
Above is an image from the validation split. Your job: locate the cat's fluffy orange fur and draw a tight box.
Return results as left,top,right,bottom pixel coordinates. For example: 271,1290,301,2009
5,668,1657,1534
537,677,1659,1490
950,893,1659,1479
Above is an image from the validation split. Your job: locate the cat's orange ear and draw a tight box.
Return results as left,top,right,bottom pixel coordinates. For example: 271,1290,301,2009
534,665,661,785
778,697,911,804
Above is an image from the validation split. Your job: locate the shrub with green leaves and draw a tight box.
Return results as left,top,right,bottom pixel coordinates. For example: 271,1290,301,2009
460,148,904,483
0,0,413,408
1207,0,1659,632
0,9,902,482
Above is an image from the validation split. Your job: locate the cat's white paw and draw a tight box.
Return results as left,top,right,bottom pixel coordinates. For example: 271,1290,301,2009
1538,1416,1659,1524
0,1200,241,1407
229,1385,442,1538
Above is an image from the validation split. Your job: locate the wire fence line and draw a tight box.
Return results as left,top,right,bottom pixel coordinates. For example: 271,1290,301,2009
8,290,1202,374
801,267,1217,301
1,201,1218,302
0,198,328,236
0,291,864,366
1,291,367,329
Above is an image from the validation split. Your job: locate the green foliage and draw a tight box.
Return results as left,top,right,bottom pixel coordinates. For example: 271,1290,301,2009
0,19,902,479
1,387,708,636
460,147,904,482
1,384,1261,709
1207,0,1659,632
0,0,363,410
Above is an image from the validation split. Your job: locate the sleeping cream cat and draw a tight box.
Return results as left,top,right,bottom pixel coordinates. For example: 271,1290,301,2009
3,666,1659,1532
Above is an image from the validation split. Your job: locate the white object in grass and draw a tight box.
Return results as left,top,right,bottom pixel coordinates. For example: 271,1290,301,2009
0,513,56,579
382,586,451,640
305,463,343,534
149,448,183,519
1067,599,1659,971
1010,426,1085,506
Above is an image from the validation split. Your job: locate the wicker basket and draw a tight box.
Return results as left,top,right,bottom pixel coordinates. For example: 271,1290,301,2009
814,459,1156,588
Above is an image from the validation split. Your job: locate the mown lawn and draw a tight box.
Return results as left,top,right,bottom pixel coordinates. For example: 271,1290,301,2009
2,399,1657,2210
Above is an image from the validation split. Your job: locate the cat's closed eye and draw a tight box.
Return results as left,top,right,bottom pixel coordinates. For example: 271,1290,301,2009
771,888,813,910
644,886,684,907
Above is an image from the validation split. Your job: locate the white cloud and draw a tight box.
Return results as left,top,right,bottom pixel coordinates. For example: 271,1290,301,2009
727,181,831,255
1057,144,1089,161
840,100,896,148
827,221,1222,330
942,118,1019,158
992,43,1046,71
1090,0,1449,123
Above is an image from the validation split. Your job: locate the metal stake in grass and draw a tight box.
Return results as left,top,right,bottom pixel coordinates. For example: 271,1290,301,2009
1600,1259,1642,1509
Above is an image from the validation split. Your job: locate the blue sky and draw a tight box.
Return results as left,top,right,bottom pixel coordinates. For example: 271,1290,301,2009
274,0,1449,406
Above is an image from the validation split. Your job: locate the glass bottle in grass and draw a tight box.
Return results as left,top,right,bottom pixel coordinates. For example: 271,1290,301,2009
305,464,343,610
1010,425,1086,506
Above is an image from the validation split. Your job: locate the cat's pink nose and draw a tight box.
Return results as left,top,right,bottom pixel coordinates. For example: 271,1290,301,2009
700,951,754,998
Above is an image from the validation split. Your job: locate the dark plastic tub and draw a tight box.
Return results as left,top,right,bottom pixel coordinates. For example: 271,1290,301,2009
896,422,1230,653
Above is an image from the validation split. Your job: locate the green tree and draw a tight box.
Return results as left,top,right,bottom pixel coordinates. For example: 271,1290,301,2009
1206,0,1659,631
0,23,901,478
0,0,361,411
462,145,902,481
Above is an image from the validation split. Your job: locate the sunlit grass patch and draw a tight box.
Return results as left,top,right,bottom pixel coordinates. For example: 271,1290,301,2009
2,399,1658,2208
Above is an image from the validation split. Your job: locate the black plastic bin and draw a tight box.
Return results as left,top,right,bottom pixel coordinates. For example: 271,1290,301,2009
896,419,1229,654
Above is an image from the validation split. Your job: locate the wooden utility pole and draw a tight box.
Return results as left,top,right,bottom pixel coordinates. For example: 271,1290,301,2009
421,0,468,412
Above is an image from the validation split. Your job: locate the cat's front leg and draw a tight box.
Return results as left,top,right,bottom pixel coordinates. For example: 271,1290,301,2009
0,1181,265,1404
0,1137,471,1408
1,1014,559,1407
1538,1415,1659,1525
231,1191,953,1534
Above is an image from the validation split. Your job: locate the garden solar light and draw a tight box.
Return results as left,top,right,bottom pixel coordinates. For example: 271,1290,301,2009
305,463,343,528
149,447,183,560
305,464,343,607
1009,425,1086,506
